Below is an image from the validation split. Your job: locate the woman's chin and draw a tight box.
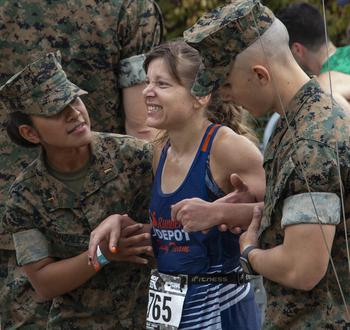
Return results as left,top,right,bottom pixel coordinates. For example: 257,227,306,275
146,118,164,130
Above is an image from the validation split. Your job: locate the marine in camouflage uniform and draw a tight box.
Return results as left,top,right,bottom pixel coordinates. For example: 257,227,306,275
0,1,162,327
184,0,350,328
260,78,350,329
1,52,153,329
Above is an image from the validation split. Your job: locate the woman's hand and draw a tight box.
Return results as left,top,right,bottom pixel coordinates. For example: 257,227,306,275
88,214,151,268
93,224,153,270
171,198,218,232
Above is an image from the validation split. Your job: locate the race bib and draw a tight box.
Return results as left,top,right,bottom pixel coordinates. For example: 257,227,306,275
146,269,188,329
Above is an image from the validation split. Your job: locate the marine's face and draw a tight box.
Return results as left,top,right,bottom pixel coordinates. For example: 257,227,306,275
142,58,198,130
30,97,92,150
220,62,273,118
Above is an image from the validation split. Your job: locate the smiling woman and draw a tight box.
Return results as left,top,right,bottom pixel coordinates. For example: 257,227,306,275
141,40,265,330
1,51,155,328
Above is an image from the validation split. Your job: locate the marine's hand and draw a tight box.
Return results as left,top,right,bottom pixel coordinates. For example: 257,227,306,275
217,173,256,233
88,214,140,266
171,198,217,232
216,173,255,204
101,225,153,265
239,206,262,253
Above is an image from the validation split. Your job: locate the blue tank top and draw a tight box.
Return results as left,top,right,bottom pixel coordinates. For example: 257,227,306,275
149,124,259,330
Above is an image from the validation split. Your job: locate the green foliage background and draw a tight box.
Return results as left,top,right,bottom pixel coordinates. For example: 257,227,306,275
158,0,350,46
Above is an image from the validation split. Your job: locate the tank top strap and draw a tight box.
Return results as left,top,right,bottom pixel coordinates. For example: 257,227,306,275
154,124,222,185
200,123,222,155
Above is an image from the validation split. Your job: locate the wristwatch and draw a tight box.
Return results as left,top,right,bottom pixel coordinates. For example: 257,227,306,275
240,245,258,275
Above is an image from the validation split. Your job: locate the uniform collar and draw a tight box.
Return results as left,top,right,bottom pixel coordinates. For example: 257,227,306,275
35,132,119,211
264,78,322,164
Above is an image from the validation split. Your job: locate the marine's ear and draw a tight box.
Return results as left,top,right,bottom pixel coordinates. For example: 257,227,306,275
251,65,271,86
18,125,41,144
290,42,307,63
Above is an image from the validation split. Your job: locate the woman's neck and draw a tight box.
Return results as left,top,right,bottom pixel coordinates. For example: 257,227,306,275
167,118,211,156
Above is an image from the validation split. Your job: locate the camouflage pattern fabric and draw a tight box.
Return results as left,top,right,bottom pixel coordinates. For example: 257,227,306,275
261,78,350,329
183,0,274,96
0,0,163,131
0,51,87,117
0,250,51,330
0,1,162,327
0,103,43,330
3,132,153,329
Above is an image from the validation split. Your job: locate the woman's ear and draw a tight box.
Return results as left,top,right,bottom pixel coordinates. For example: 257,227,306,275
194,94,211,109
218,83,232,102
18,125,41,144
251,65,270,86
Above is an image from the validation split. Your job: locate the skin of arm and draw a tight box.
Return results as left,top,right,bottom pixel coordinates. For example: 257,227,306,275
171,128,266,232
22,253,96,300
240,207,336,290
171,199,264,232
22,215,153,300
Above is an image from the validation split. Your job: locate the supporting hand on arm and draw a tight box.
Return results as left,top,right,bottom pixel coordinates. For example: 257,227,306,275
171,173,263,233
239,206,336,290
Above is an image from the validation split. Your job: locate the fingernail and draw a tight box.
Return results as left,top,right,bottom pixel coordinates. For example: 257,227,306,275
111,246,120,254
94,263,100,272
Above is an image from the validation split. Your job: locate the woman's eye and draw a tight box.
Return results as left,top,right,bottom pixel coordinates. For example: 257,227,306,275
157,81,169,88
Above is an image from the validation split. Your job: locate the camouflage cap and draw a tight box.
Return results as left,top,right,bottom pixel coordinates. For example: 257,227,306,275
0,51,87,116
184,0,275,96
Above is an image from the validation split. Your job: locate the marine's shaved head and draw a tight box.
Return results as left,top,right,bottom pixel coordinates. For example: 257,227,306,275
235,18,292,68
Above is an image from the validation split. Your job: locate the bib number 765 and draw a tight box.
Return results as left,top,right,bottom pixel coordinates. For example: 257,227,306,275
146,271,187,329
147,292,172,322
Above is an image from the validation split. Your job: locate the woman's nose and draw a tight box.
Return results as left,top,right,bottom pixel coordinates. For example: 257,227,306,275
142,83,155,97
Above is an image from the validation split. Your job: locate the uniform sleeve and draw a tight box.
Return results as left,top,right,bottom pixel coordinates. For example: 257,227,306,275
3,187,51,266
281,139,345,227
281,192,340,228
117,0,163,88
288,139,342,194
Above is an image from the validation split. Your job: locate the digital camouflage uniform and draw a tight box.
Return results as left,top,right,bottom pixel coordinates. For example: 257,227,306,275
0,51,154,329
260,79,350,329
4,132,153,329
183,1,350,329
0,1,162,327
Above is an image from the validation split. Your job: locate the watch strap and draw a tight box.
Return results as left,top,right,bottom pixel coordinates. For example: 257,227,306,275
241,245,258,260
240,245,258,275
